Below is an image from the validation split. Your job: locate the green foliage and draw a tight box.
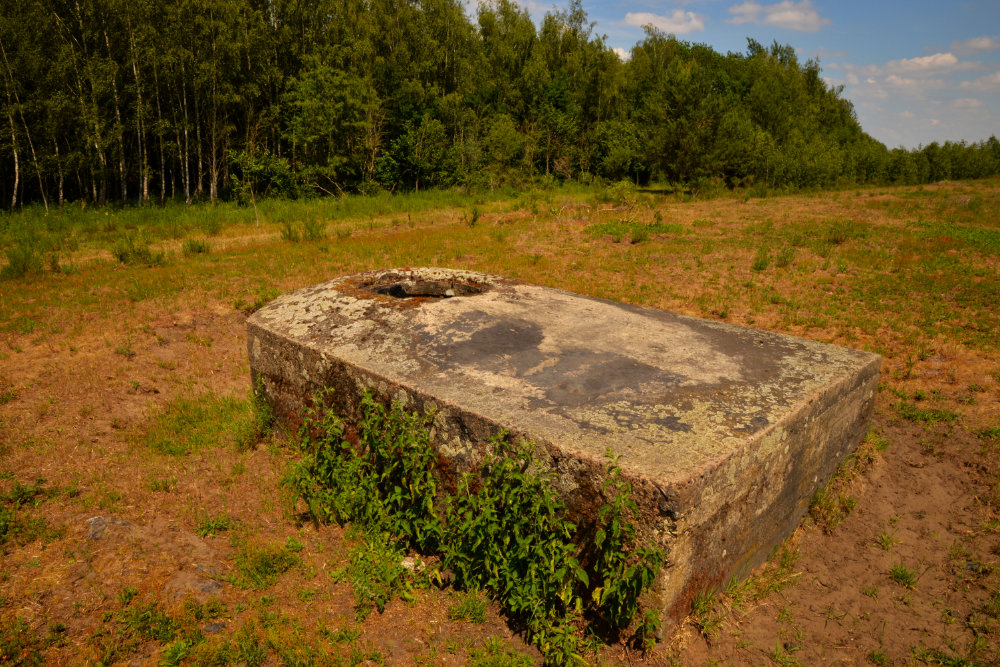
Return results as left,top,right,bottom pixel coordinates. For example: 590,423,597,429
286,390,442,552
809,488,857,533
590,453,665,633
0,477,63,549
690,589,723,639
443,435,587,664
229,149,298,203
751,247,771,272
1,0,999,214
1,228,44,280
235,286,282,315
585,220,682,244
287,393,664,666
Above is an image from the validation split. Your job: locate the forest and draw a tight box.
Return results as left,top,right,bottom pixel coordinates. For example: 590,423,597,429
2,0,1000,210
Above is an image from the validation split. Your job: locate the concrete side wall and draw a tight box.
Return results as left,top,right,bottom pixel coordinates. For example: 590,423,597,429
652,356,881,622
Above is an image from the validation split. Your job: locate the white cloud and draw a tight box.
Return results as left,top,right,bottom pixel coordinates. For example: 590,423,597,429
612,47,630,62
885,52,959,73
959,71,1000,92
884,75,917,87
726,1,830,32
930,119,940,126
624,10,705,35
952,98,983,109
898,111,915,119
950,36,1000,56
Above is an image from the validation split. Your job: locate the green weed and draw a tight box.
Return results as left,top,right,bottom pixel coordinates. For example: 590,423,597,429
182,238,210,255
585,220,682,243
111,232,165,266
229,540,300,590
889,563,919,589
868,648,890,665
876,530,900,551
235,286,282,315
0,478,63,549
147,477,177,492
775,245,795,268
690,589,723,639
751,247,770,272
195,515,233,538
896,401,959,424
347,530,414,621
448,590,488,623
809,487,857,533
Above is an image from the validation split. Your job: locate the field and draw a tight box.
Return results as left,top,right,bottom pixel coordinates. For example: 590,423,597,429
2,179,1000,665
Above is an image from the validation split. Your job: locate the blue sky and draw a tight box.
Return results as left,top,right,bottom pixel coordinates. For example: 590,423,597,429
483,0,1000,149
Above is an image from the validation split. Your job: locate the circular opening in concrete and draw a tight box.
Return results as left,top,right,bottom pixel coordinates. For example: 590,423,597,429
377,279,484,299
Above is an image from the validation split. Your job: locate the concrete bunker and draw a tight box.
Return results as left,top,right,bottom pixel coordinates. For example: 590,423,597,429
247,267,880,627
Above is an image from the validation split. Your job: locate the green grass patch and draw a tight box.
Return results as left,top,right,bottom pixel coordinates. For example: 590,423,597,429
143,389,272,455
182,238,211,255
111,232,166,266
895,401,959,424
195,515,234,538
585,220,683,244
229,539,301,590
0,616,45,665
448,590,488,624
0,478,64,549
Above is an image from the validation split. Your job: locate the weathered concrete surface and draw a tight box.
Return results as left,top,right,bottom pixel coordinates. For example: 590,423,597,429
247,268,880,626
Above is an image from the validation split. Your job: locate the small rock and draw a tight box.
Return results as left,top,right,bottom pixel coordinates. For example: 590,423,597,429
86,515,129,540
400,556,422,572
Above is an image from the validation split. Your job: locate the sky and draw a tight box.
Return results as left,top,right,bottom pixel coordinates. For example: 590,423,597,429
487,0,1000,149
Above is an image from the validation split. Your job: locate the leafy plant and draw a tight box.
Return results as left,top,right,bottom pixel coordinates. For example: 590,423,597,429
442,435,588,664
590,453,664,634
876,530,899,551
347,530,413,620
287,393,665,665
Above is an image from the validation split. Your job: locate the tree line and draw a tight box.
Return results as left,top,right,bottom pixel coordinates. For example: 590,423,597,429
2,0,999,210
